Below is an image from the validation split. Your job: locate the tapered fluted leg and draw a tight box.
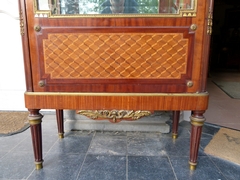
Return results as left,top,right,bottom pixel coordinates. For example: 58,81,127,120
56,109,64,139
189,110,205,170
172,111,180,139
28,109,43,170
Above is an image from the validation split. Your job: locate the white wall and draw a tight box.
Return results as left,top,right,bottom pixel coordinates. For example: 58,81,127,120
0,0,26,110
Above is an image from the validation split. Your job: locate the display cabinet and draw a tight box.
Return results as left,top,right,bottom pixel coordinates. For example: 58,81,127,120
18,0,213,170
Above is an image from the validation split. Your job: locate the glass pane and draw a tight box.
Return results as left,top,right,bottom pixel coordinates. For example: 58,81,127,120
37,0,195,15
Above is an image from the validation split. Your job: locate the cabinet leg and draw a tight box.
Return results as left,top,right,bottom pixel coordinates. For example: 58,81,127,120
189,110,205,170
56,109,64,139
172,111,180,139
28,109,43,170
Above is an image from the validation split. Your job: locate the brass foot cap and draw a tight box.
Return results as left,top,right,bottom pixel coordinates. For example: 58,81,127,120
58,133,64,139
172,133,178,139
35,162,43,170
189,161,197,170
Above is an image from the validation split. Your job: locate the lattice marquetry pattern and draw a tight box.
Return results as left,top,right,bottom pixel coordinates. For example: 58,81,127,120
43,33,188,79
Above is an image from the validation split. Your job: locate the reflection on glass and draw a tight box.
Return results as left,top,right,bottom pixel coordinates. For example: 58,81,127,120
101,0,139,14
37,0,195,15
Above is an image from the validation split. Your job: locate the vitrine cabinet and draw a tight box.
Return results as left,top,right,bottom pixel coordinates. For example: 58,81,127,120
18,0,213,170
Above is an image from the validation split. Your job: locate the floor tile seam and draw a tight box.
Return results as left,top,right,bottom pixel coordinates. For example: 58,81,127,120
26,168,36,180
127,154,169,158
199,144,208,153
126,132,129,158
42,135,61,156
0,179,26,180
126,155,128,180
81,152,127,156
85,151,169,157
0,135,29,160
76,131,96,180
25,138,61,179
166,155,178,180
207,155,229,180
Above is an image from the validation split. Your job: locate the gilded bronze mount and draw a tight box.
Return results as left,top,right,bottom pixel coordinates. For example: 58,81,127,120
77,110,151,123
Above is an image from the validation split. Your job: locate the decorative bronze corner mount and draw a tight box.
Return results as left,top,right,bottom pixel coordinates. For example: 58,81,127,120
19,10,24,36
77,110,151,123
207,5,213,35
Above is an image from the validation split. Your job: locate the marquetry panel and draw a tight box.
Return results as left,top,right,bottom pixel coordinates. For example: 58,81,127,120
43,33,188,79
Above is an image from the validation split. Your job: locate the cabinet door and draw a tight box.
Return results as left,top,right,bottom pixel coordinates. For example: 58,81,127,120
22,0,210,93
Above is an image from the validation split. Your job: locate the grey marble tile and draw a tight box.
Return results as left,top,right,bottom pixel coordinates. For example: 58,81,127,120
49,135,92,154
128,156,176,180
41,121,59,135
210,156,240,180
96,131,127,136
200,136,213,150
0,133,28,152
165,123,191,138
202,123,220,136
28,153,85,180
0,151,35,179
88,135,127,155
77,155,126,180
127,134,165,156
170,156,227,180
127,131,161,138
2,115,240,180
174,126,191,138
162,138,206,157
0,151,8,159
163,137,190,157
179,120,191,127
11,134,59,153
179,120,220,137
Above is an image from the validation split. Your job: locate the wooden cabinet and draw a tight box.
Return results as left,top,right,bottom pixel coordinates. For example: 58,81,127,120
18,0,213,170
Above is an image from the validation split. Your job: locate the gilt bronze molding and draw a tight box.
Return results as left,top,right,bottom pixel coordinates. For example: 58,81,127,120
19,10,24,36
34,0,198,18
77,110,151,123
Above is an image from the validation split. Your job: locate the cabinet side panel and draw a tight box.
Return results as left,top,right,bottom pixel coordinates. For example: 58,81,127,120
18,0,33,91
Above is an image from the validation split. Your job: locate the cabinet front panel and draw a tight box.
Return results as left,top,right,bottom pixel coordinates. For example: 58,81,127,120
34,27,195,93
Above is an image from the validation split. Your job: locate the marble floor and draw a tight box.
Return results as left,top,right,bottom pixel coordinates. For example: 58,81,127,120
0,112,240,180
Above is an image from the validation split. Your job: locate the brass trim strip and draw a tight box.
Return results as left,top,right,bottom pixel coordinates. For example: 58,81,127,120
29,119,42,125
190,116,206,126
58,133,64,139
207,11,213,35
35,161,43,170
172,133,178,139
34,0,197,18
189,161,197,170
25,92,209,97
207,0,213,35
